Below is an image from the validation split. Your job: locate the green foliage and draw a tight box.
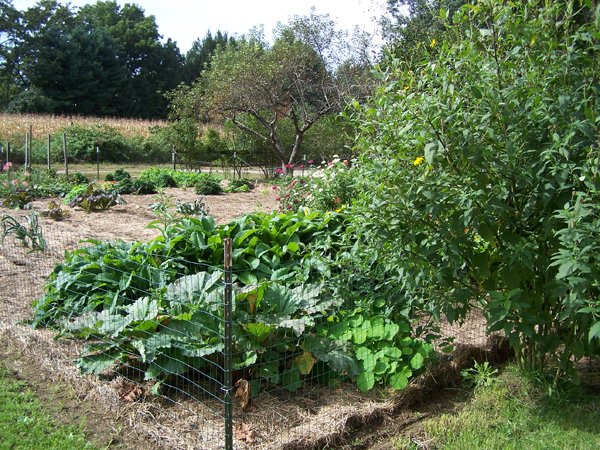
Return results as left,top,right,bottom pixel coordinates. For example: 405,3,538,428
350,0,600,375
423,365,600,449
277,159,356,211
194,176,223,195
104,168,131,182
32,209,430,391
0,168,77,203
1,189,33,209
1,210,45,251
63,184,89,204
175,198,209,216
224,178,255,193
40,200,69,221
67,183,125,213
0,364,96,449
113,178,157,195
316,311,434,391
68,172,89,184
138,168,177,188
461,360,498,389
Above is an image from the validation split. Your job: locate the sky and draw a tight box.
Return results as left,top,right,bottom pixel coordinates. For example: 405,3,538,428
12,0,388,53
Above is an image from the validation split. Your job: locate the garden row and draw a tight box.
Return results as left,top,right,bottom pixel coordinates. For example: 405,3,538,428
1,165,256,211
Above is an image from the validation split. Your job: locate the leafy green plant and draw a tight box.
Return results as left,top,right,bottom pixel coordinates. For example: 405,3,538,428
32,208,432,392
68,184,125,212
225,178,255,193
277,159,356,212
1,189,33,209
194,176,222,195
114,178,157,195
349,0,600,377
461,360,499,389
104,168,131,182
176,198,208,216
139,168,177,188
316,311,434,391
40,201,69,221
68,172,89,184
1,211,45,251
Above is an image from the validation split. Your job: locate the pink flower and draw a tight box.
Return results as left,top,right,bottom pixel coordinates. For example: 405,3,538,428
285,163,294,169
307,160,314,164
274,168,284,174
297,164,304,169
275,196,281,201
271,185,277,190
3,161,12,171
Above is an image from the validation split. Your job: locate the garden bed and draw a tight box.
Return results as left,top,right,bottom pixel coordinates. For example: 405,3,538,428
0,187,490,449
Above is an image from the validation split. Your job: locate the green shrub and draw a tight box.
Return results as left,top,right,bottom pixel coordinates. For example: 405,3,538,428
113,178,156,195
104,168,131,182
68,172,89,184
63,184,89,204
195,176,222,195
349,0,600,375
225,178,255,193
67,183,125,212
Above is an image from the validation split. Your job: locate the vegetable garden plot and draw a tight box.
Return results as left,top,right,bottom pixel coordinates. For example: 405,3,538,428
1,196,490,449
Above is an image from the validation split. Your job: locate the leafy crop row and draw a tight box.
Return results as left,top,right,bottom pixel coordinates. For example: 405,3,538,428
33,210,433,393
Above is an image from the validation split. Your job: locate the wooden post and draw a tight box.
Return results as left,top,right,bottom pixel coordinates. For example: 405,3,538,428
28,124,33,169
63,132,68,177
24,133,28,168
47,134,51,171
96,146,100,181
172,145,176,171
6,142,10,164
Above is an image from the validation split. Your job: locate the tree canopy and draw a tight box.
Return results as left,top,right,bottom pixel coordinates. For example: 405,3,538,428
170,12,372,166
0,0,233,118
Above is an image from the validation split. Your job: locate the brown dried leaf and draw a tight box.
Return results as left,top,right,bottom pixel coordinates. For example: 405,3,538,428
235,422,255,443
118,382,145,403
234,378,251,410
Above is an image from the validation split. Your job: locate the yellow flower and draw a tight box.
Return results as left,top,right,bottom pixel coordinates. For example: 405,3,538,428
413,156,425,166
430,38,436,48
335,206,345,213
403,85,410,92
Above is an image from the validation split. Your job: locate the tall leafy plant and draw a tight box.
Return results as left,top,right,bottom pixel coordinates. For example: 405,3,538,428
350,0,600,375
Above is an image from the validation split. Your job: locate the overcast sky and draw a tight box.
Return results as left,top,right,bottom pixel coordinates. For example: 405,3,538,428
12,0,387,53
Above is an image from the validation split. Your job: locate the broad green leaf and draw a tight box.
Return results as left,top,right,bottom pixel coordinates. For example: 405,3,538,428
357,371,375,392
389,372,409,390
281,367,301,392
78,350,119,374
410,353,425,370
589,321,600,342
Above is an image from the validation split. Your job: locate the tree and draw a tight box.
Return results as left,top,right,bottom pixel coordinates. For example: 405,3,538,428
171,13,361,167
76,1,183,117
351,0,600,376
380,0,467,65
182,30,234,84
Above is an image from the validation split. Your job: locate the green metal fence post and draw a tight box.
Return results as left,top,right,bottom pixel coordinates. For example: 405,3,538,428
223,238,234,450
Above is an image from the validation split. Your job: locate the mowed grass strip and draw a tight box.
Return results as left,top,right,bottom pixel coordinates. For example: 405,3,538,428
0,364,95,450
410,365,600,450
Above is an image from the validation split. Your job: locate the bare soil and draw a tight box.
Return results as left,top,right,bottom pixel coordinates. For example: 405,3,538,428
0,187,492,449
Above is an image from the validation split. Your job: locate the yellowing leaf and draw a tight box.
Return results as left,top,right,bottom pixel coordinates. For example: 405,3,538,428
294,351,317,375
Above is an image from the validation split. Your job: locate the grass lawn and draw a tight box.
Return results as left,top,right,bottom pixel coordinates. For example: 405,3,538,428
0,364,95,450
404,365,600,449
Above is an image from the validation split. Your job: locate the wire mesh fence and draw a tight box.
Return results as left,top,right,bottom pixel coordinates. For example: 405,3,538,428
0,207,497,449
